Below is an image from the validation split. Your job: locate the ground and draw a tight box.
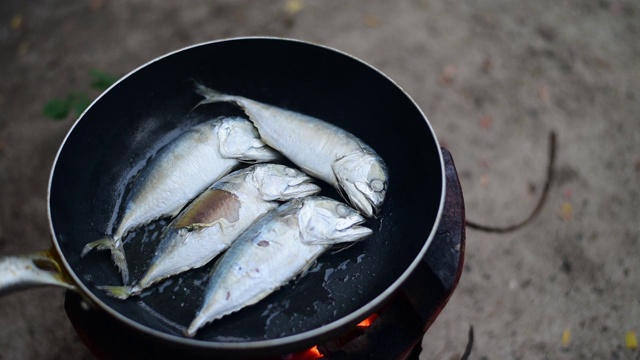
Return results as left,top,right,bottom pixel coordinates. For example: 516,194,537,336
0,1,638,359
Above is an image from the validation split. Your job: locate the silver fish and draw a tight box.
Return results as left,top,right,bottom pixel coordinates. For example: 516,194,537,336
195,84,388,218
185,196,372,337
100,164,320,299
81,117,280,284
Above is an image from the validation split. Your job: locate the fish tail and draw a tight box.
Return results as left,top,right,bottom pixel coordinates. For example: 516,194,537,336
185,316,204,338
193,81,223,99
81,237,130,284
98,285,135,300
112,240,130,285
192,81,227,109
80,237,113,257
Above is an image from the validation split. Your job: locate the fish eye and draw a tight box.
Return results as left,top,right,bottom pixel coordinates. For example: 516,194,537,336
370,179,385,192
285,167,296,176
336,204,351,217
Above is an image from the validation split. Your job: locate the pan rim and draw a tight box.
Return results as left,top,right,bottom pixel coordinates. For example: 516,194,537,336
47,36,446,350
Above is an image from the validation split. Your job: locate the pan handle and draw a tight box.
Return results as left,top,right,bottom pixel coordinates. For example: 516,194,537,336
0,249,76,296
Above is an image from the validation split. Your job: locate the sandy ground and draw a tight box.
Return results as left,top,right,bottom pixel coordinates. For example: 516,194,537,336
0,1,638,359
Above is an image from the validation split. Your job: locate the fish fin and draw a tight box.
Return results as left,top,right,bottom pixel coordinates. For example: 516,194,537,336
176,227,195,246
329,242,358,254
186,315,210,338
193,84,276,163
297,199,373,245
301,226,373,246
206,251,227,276
80,237,113,257
98,285,134,300
192,82,231,110
81,237,130,284
298,259,318,278
193,81,223,100
330,163,351,204
193,84,264,140
217,118,280,162
112,241,130,285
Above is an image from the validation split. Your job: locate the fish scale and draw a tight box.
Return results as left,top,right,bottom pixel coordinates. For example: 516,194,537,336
195,84,389,218
81,117,280,284
186,196,373,337
99,164,321,299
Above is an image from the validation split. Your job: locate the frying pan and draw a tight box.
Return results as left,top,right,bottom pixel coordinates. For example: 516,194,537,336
0,37,445,357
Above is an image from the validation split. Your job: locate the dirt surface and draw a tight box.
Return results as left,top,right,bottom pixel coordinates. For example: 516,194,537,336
0,1,638,359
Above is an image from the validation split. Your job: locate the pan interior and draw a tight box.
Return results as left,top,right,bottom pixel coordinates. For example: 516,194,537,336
49,38,443,344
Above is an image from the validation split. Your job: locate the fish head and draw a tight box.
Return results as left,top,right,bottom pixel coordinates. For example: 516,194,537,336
298,197,373,245
252,164,321,201
333,151,388,218
217,117,281,162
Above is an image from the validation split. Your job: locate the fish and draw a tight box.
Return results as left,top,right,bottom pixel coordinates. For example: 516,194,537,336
81,117,280,284
185,196,372,337
100,164,321,299
194,84,388,218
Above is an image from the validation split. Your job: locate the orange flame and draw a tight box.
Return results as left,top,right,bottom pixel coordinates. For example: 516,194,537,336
289,345,323,360
287,313,379,359
356,313,379,328
306,346,322,358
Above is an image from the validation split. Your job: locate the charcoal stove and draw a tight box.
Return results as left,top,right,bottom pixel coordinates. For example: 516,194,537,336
64,148,465,360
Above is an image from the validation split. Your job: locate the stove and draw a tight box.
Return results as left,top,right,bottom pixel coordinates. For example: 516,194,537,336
64,148,465,360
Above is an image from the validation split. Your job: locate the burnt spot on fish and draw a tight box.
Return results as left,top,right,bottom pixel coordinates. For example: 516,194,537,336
256,240,270,247
173,189,241,229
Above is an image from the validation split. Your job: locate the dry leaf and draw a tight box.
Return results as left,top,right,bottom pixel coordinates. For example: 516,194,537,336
626,331,638,350
284,0,304,16
537,85,550,102
479,174,489,186
561,328,571,347
365,14,380,28
438,65,457,86
479,115,492,129
561,202,573,221
563,189,573,200
10,15,23,30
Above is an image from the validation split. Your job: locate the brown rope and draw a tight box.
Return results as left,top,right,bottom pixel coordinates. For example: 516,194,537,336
466,131,557,233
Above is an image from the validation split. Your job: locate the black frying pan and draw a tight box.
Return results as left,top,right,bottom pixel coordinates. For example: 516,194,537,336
0,37,444,357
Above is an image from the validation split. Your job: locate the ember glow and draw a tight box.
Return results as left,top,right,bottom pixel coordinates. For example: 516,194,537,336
356,313,379,328
305,346,322,359
285,313,379,359
287,345,323,360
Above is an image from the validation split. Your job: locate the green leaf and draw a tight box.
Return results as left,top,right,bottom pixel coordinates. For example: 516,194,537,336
90,69,118,91
43,98,71,120
43,69,117,121
70,92,91,116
